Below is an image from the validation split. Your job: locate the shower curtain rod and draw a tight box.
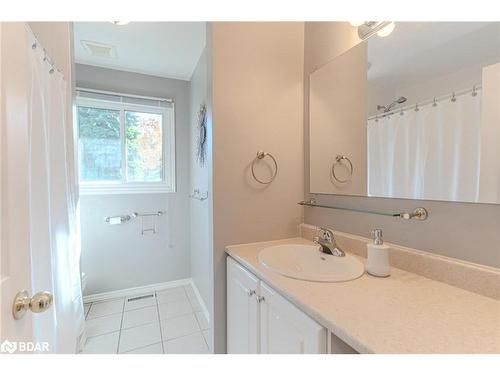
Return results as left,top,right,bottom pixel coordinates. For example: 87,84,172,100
27,25,62,75
367,84,481,121
76,87,174,103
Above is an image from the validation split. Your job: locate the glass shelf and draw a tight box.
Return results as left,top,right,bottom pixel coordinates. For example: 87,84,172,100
298,200,428,220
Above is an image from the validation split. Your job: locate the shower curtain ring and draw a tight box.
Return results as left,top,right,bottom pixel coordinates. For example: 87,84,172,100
451,92,456,102
433,98,437,107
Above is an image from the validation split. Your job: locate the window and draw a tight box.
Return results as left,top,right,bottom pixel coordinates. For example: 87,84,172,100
77,92,175,194
125,111,163,182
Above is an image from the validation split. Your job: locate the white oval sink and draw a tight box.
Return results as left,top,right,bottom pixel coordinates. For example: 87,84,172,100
258,244,365,282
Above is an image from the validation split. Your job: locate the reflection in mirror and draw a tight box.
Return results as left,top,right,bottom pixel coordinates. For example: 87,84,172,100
309,22,500,204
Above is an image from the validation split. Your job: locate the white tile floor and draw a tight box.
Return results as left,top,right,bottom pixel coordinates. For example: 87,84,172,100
81,284,210,354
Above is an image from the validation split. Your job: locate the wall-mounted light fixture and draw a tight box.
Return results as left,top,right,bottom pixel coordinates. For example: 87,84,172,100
351,21,396,40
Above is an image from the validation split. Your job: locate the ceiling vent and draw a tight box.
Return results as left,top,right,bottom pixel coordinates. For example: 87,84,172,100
81,40,117,59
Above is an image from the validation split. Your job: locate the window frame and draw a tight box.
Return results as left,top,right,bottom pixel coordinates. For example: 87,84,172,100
77,96,176,195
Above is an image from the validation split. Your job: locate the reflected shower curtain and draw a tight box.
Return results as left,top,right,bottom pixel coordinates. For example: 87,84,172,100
27,26,84,353
367,90,481,202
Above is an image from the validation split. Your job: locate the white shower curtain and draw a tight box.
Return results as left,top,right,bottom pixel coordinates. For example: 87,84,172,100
26,26,84,353
367,90,481,202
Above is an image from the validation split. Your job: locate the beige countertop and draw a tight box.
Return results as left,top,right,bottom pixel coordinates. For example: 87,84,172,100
225,237,500,354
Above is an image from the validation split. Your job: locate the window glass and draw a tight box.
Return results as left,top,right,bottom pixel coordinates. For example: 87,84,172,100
125,111,163,182
78,106,121,181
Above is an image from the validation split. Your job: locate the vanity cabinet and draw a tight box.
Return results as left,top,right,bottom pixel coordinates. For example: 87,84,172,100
227,256,260,353
259,280,327,353
227,257,327,354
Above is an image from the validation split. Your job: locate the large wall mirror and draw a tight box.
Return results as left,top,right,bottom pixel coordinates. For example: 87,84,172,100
309,22,500,204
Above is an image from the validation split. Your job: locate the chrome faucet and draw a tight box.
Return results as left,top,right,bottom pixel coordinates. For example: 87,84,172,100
313,227,345,257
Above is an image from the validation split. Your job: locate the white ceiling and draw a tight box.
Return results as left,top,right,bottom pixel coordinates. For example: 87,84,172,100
368,22,500,88
73,22,206,81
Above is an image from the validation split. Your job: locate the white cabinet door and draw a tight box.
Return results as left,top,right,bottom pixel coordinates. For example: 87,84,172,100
227,257,260,353
259,282,327,354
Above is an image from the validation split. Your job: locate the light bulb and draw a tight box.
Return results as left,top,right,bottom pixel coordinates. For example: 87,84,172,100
377,22,395,37
349,21,365,27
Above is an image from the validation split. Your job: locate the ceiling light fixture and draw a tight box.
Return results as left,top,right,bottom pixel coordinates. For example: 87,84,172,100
354,21,396,40
110,21,130,26
376,22,395,37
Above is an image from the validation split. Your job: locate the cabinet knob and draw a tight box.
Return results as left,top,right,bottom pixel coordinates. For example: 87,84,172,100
247,289,256,297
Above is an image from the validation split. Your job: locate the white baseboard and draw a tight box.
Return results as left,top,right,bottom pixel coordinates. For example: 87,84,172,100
83,278,192,304
189,279,211,325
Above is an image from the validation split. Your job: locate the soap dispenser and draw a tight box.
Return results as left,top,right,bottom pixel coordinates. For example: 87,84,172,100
366,229,390,277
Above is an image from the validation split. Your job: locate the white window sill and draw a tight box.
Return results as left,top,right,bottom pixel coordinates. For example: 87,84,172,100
79,184,175,195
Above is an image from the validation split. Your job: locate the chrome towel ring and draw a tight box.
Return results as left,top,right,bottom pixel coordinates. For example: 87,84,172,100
251,150,278,184
331,155,353,183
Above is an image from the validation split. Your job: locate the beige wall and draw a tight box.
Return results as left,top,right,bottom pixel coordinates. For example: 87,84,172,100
304,22,500,269
211,22,305,353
